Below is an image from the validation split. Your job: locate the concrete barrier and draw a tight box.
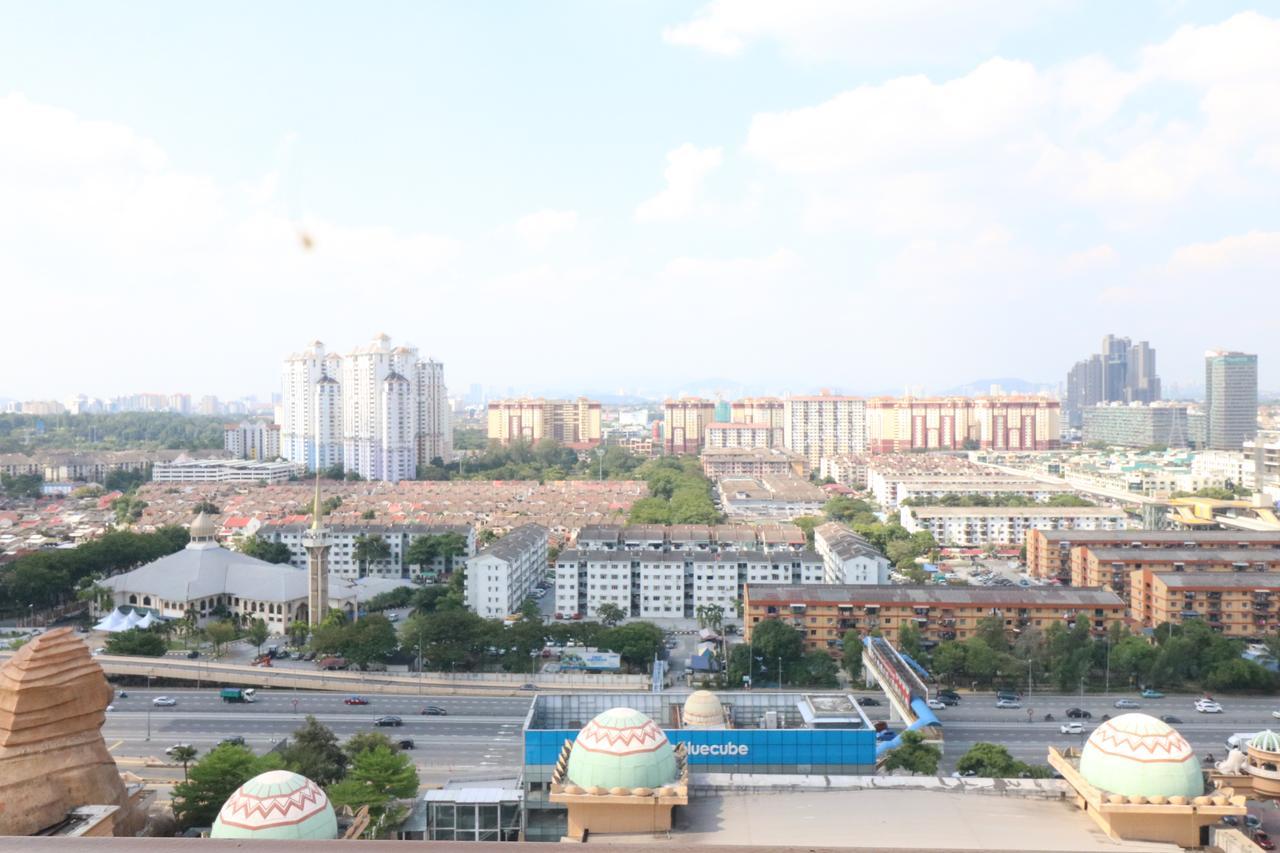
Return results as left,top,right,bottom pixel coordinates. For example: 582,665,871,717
689,773,1070,801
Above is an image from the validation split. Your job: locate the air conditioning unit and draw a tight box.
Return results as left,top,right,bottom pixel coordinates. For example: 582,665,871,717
760,711,779,729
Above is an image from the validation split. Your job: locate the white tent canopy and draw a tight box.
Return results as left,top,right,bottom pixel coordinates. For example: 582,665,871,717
93,607,167,633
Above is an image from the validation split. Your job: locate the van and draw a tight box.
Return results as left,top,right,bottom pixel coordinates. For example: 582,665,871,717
1227,732,1260,750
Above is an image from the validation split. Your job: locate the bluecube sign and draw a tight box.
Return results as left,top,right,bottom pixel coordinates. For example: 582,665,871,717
526,728,876,774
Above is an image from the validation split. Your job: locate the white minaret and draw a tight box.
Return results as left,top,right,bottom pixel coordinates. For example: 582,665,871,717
302,477,331,627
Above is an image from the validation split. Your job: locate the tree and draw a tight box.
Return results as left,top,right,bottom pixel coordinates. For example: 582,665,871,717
405,536,439,577
280,716,348,786
205,619,238,656
75,579,114,614
1,472,44,499
343,614,398,667
170,744,199,781
596,602,625,628
343,731,397,761
172,744,282,829
288,619,310,647
798,650,839,687
932,641,967,685
598,621,665,670
239,536,294,565
841,630,863,681
897,622,923,662
627,497,671,524
105,628,167,657
247,618,270,654
362,509,376,520
192,500,220,515
956,742,1021,777
352,534,392,578
882,731,941,775
974,615,1008,652
823,496,873,523
792,515,820,547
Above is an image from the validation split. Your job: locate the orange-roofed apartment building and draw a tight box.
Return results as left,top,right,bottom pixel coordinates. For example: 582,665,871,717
1070,546,1280,602
865,396,1061,453
1130,571,1280,638
663,398,716,455
1026,529,1280,582
487,398,602,449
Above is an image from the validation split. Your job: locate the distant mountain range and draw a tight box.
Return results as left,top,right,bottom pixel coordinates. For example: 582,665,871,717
936,377,1054,396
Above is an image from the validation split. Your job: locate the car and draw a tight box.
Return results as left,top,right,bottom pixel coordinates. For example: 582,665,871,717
951,769,978,778
996,691,1020,702
936,689,961,702
1222,815,1240,827
1066,708,1093,719
1060,722,1084,735
1139,688,1164,699
520,683,538,691
1245,814,1263,829
1257,835,1276,851
995,699,1022,709
344,696,369,705
397,739,416,750
1273,710,1280,720
152,696,177,707
186,649,199,659
374,715,403,727
876,729,896,742
1114,699,1141,709
420,706,447,716
926,698,946,710
857,697,881,707
92,647,106,655
165,743,194,756
1159,715,1184,725
220,736,246,746
105,704,115,712
1197,702,1224,714
934,695,960,706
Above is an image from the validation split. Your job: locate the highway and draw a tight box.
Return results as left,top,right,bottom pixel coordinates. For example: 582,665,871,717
103,689,532,784
920,690,1280,773
99,686,1279,782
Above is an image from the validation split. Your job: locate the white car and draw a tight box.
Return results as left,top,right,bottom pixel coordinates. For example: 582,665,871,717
1060,722,1084,735
995,699,1022,709
1195,700,1223,713
1272,710,1280,720
152,696,177,707
926,698,946,710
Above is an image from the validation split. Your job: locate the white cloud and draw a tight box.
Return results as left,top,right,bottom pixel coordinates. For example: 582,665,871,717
1063,244,1118,274
635,144,724,222
737,11,1280,236
660,248,795,283
0,93,460,396
1168,230,1280,271
663,0,1056,63
514,208,579,250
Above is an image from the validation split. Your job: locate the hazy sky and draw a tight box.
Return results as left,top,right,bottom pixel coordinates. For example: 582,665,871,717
1,1,1277,401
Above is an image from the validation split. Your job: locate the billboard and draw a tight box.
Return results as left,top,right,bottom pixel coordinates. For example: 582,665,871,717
526,727,876,773
558,651,621,672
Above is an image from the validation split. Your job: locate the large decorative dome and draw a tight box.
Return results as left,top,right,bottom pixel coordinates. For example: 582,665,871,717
566,707,677,790
1250,731,1280,754
682,691,724,728
1078,713,1203,799
210,770,337,840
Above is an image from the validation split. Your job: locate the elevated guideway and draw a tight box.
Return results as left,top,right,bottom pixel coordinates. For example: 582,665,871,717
861,637,943,759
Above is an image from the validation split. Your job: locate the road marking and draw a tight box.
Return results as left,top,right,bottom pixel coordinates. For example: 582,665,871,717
107,739,123,751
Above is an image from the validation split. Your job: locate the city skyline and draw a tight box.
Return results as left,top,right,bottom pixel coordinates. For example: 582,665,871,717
1,3,1278,399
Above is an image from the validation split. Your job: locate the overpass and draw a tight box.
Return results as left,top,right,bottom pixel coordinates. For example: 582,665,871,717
0,651,647,696
861,636,943,759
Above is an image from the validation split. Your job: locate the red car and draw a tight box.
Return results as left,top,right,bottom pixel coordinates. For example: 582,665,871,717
344,696,369,706
1256,831,1275,851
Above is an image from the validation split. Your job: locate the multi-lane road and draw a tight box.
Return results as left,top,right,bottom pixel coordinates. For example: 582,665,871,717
104,689,534,783
101,686,1280,781
922,690,1280,773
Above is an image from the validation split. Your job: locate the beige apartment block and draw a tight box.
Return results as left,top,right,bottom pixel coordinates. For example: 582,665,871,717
487,397,602,447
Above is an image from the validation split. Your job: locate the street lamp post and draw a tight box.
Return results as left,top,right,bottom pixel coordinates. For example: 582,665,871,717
777,656,783,693
1104,635,1112,696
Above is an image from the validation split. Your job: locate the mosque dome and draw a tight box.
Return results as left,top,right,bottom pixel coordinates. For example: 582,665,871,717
1078,713,1203,799
1250,730,1280,754
682,690,725,728
188,512,217,543
566,707,677,791
210,770,337,840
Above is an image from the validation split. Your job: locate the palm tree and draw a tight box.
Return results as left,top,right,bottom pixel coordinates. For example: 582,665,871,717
352,535,392,579
170,745,198,780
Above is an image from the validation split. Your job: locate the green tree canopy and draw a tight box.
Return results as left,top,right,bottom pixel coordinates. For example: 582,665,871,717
105,627,167,656
172,744,282,828
239,536,294,564
882,731,941,775
280,716,348,786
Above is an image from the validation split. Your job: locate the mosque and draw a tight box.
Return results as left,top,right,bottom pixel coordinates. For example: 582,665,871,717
1049,712,1247,846
209,770,339,841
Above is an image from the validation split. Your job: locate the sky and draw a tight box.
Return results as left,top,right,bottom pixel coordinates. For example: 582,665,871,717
1,1,1278,402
